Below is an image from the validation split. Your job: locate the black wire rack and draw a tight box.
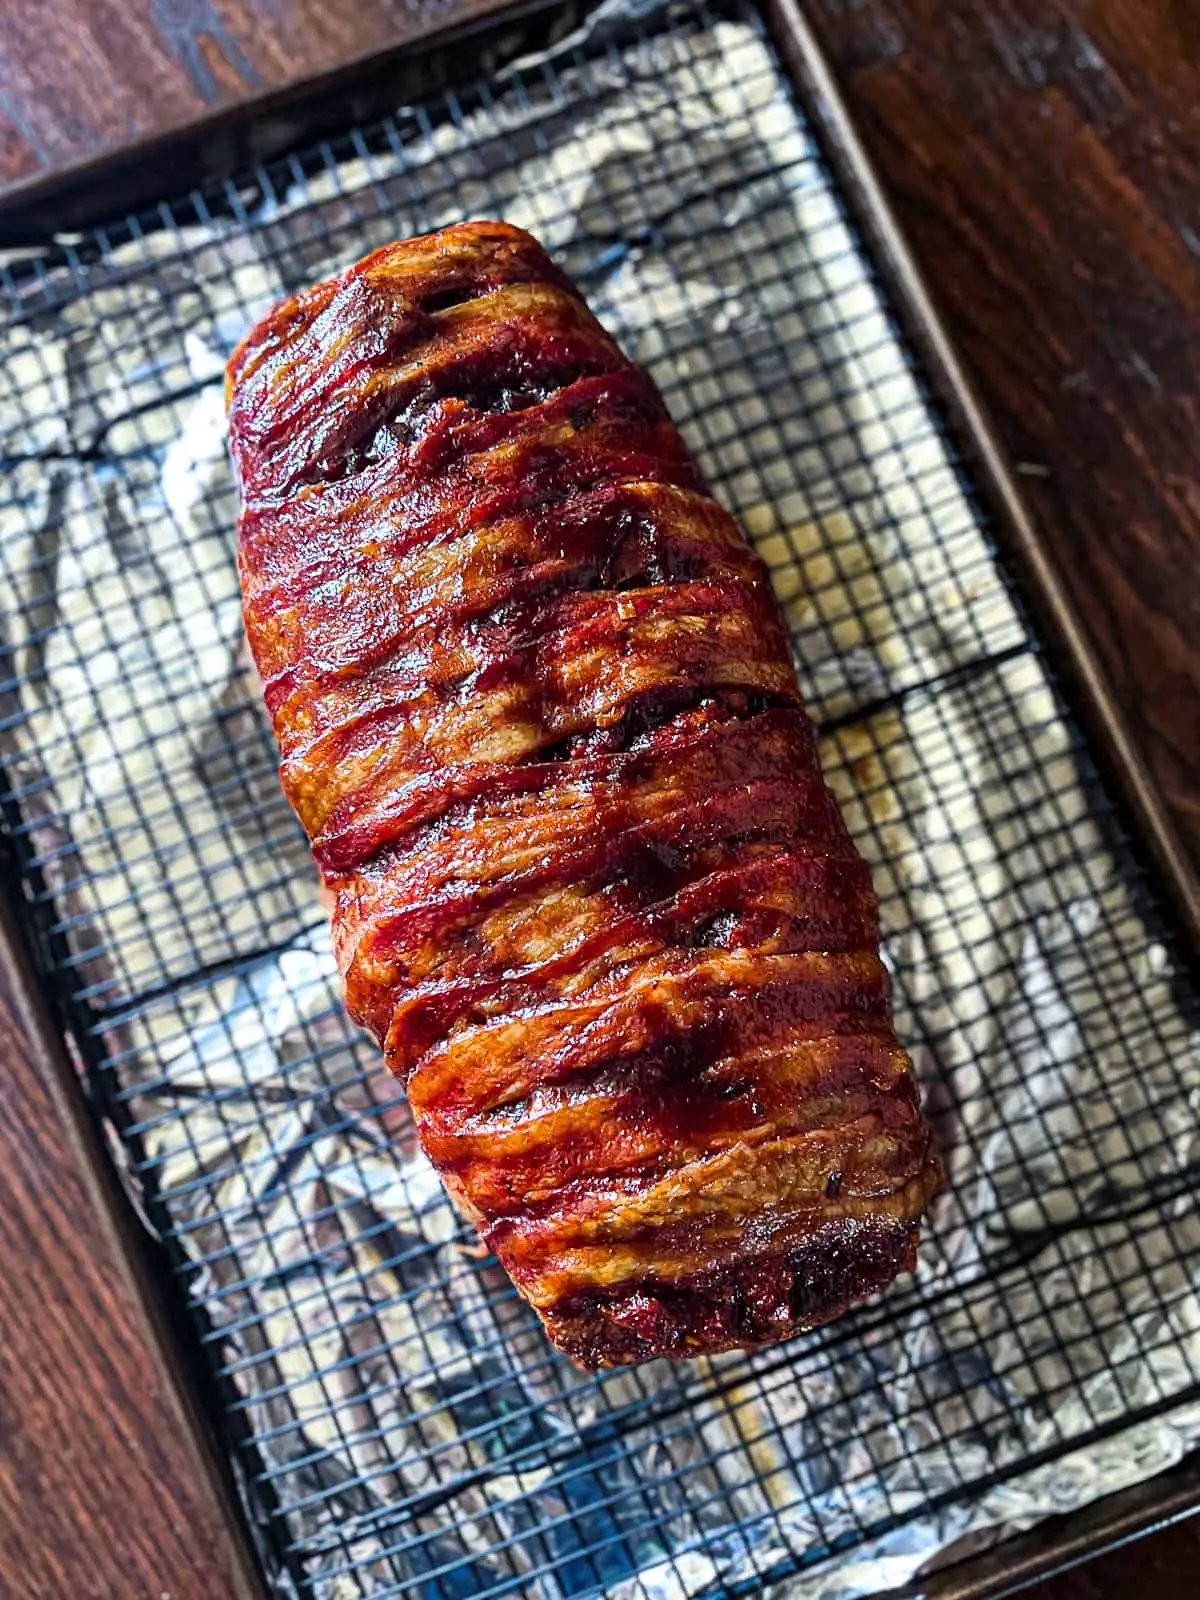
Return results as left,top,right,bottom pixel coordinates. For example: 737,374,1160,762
2,2,1199,1597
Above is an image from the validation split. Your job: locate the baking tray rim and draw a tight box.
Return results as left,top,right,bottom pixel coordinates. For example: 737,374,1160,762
1,0,1198,1594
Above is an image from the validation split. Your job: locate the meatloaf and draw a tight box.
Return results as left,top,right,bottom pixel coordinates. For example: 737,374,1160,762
227,220,942,1368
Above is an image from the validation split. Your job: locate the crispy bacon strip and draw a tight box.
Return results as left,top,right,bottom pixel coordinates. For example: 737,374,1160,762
228,221,941,1367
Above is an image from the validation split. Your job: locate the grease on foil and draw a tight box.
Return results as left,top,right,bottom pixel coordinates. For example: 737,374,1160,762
1,7,1198,1599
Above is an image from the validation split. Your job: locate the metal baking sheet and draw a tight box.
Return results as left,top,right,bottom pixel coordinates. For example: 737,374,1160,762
2,2,1198,1595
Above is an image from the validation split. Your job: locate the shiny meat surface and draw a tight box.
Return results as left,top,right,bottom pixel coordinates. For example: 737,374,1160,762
227,221,942,1367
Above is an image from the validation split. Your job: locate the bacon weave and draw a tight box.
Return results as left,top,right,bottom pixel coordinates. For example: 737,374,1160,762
228,222,941,1367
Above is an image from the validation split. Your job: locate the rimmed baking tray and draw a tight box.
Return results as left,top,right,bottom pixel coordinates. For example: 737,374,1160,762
1,2,1197,1596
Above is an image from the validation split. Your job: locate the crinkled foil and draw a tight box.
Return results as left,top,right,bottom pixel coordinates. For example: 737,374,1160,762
2,4,1198,1596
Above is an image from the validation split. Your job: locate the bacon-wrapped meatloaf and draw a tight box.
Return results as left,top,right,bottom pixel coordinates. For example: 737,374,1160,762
227,221,941,1368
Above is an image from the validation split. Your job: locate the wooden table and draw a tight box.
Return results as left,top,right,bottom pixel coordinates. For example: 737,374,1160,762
1,2,1197,1596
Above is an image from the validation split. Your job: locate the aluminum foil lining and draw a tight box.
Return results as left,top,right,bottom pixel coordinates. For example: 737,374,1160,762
2,4,1198,1596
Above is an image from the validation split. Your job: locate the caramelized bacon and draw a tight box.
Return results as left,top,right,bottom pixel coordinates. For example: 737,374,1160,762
228,221,941,1367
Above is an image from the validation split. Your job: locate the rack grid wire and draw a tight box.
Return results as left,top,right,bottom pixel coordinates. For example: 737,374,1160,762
1,2,1198,1597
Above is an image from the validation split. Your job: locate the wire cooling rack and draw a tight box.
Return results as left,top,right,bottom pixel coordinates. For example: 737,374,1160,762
2,2,1199,1597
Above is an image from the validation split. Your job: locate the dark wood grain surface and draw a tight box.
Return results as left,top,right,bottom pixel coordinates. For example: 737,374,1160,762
1036,1527,1200,1600
0,0,516,191
0,0,1197,1596
0,925,259,1600
806,0,1200,880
